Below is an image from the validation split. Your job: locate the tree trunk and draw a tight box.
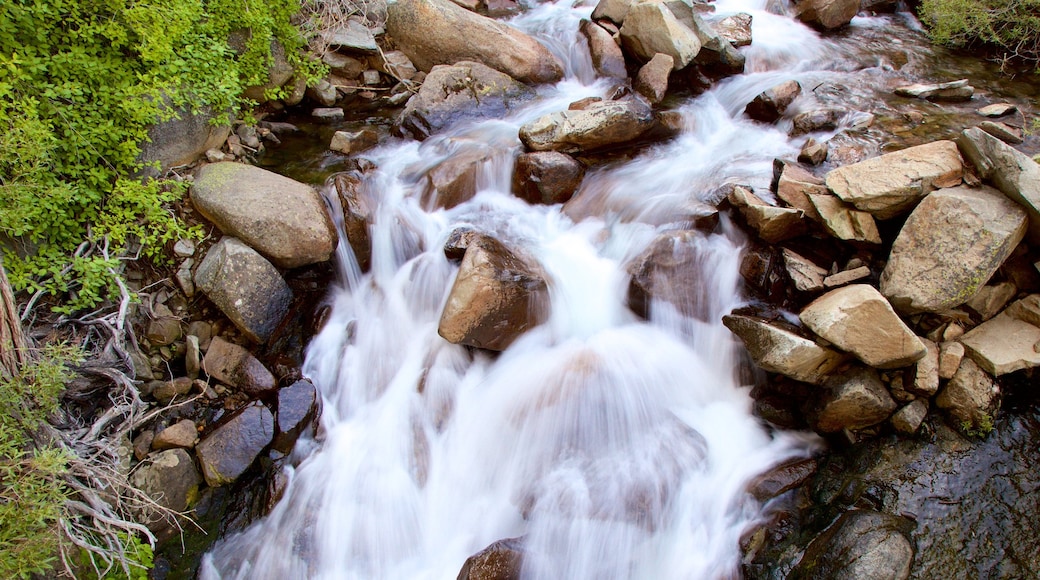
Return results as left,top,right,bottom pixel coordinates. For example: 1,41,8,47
0,259,29,380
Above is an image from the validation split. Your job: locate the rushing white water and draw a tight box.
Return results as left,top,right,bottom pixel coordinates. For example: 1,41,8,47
192,1,912,577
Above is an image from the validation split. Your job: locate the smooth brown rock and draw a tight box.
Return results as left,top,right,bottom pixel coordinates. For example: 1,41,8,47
775,162,827,220
422,147,490,210
979,121,1024,145
791,511,914,580
716,13,752,46
808,194,881,244
202,336,278,396
794,0,860,29
959,312,1040,376
728,186,806,243
196,401,275,487
323,52,367,78
629,231,728,321
666,5,746,73
1005,294,1040,326
723,314,848,385
956,127,1040,244
513,152,585,205
152,419,198,450
747,457,817,501
332,172,374,272
634,53,674,104
891,399,928,434
580,20,627,79
936,358,999,429
938,341,965,380
812,366,897,433
799,137,828,165
519,98,654,154
977,103,1017,117
619,2,702,70
783,249,827,292
386,0,563,84
457,537,523,580
745,80,801,123
146,304,182,346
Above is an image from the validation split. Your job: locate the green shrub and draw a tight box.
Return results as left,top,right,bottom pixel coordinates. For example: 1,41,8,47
918,0,1040,68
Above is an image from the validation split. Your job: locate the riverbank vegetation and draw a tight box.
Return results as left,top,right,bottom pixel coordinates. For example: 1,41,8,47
918,0,1040,70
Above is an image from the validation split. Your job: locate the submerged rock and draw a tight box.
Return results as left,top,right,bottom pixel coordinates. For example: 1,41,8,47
629,231,734,320
513,151,585,205
196,401,275,487
789,510,914,580
422,147,491,209
457,537,524,580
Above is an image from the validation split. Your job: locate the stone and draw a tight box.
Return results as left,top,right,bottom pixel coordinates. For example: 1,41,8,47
666,5,745,73
812,366,897,433
799,138,828,165
422,147,490,210
964,281,1017,321
146,303,181,346
895,79,974,102
580,20,627,79
956,127,1040,244
129,449,203,533
783,249,827,293
185,335,201,379
386,0,563,84
202,336,278,396
331,172,373,272
519,98,654,154
634,53,674,104
449,0,481,11
891,399,928,435
791,109,841,136
775,162,827,220
513,152,585,205
747,457,817,501
188,321,212,351
152,376,194,404
936,358,999,429
745,80,801,123
176,259,195,298
979,121,1024,145
938,341,964,380
438,235,549,351
824,140,963,220
132,430,154,461
793,0,860,29
323,52,368,78
457,537,523,580
362,69,382,86
958,312,1040,376
138,105,230,176
977,103,1017,117
722,314,847,385
791,510,914,579
196,401,275,487
879,185,1027,314
799,284,926,369
195,237,293,344
321,20,379,54
173,239,196,258
592,0,638,23
808,194,882,244
629,231,730,321
330,129,378,155
239,39,295,103
619,2,702,70
312,107,345,121
396,62,535,140
716,13,753,47
306,78,338,107
273,379,320,454
728,186,806,243
152,419,198,450
374,50,419,81
1005,294,1040,326
909,338,940,397
823,266,870,288
192,162,337,269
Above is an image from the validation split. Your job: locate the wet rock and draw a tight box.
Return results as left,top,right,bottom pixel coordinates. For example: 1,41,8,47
619,2,702,70
799,284,925,369
976,103,1017,117
332,172,374,272
438,235,549,351
895,79,974,102
938,341,964,380
745,80,801,123
793,0,861,29
273,379,320,454
580,20,627,79
891,399,928,435
629,231,734,321
978,121,1024,145
822,265,870,288
964,281,1016,321
323,52,367,78
129,449,202,534
783,249,827,293
958,312,1040,376
808,194,882,244
330,129,378,155
824,140,963,220
396,61,535,140
444,227,479,261
909,338,939,397
195,237,293,344
519,98,654,154
799,138,828,165
723,314,848,385
812,366,897,433
775,162,827,220
386,0,563,84
935,358,999,429
748,457,817,501
666,5,746,73
457,537,523,580
312,107,345,121
513,152,585,205
202,336,278,396
196,401,275,487
880,185,1027,314
422,147,490,210
322,20,379,54
634,53,673,104
192,162,337,269
152,376,194,404
790,510,914,579
152,419,198,451
728,185,806,243
791,108,842,136
956,127,1040,244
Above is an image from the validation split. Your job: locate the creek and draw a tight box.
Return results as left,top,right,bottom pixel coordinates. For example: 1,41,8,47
199,0,1039,578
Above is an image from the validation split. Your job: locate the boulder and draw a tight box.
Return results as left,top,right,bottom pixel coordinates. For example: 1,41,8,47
332,172,373,272
891,399,928,435
138,106,230,176
791,109,842,136
799,285,925,369
909,338,940,396
812,366,897,433
202,336,278,396
723,314,848,385
519,98,654,154
979,121,1024,145
938,340,964,380
457,537,524,580
799,138,828,165
824,140,963,220
935,358,999,429
894,79,973,102
783,249,827,293
790,510,914,579
438,235,549,351
195,237,293,344
793,0,861,29
619,3,702,70
958,312,1040,376
747,457,818,501
807,194,882,244
716,13,753,47
330,129,378,155
386,0,563,84
273,379,320,454
196,401,275,487
513,152,585,205
745,80,802,123
880,185,1027,314
422,147,491,210
129,449,203,534
956,127,1040,244
728,186,806,243
396,61,535,140
634,53,674,104
192,162,337,269
775,161,827,220
580,20,627,79
321,20,379,54
152,419,198,451
628,231,730,321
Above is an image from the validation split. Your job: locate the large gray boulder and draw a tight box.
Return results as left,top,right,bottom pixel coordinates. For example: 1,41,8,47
396,61,535,140
386,0,563,84
793,0,861,30
138,105,229,176
799,285,926,369
825,140,963,220
195,237,293,344
438,235,549,351
957,127,1040,244
880,185,1027,314
619,2,702,70
723,314,848,385
519,98,654,153
196,401,275,487
790,510,913,580
192,162,337,269
811,366,897,433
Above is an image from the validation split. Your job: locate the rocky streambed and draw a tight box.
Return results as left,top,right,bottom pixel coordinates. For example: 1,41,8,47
121,0,1040,577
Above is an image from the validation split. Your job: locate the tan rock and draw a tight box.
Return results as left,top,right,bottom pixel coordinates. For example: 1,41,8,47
715,13,753,47
634,53,674,104
891,399,928,435
808,194,882,244
580,20,627,79
202,336,278,396
519,98,654,154
957,127,1040,244
964,281,1017,321
938,341,965,380
723,314,847,385
794,0,860,29
959,312,1040,376
936,358,1000,429
783,249,827,293
823,266,870,288
745,80,801,123
152,420,198,450
909,338,940,396
1005,294,1040,326
812,366,897,433
775,162,827,220
728,186,806,243
619,2,702,70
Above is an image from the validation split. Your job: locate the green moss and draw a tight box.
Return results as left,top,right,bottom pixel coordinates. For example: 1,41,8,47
961,413,995,438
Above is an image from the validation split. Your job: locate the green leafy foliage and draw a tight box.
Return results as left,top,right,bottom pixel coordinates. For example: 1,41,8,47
0,0,321,312
919,0,1040,69
78,531,155,580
